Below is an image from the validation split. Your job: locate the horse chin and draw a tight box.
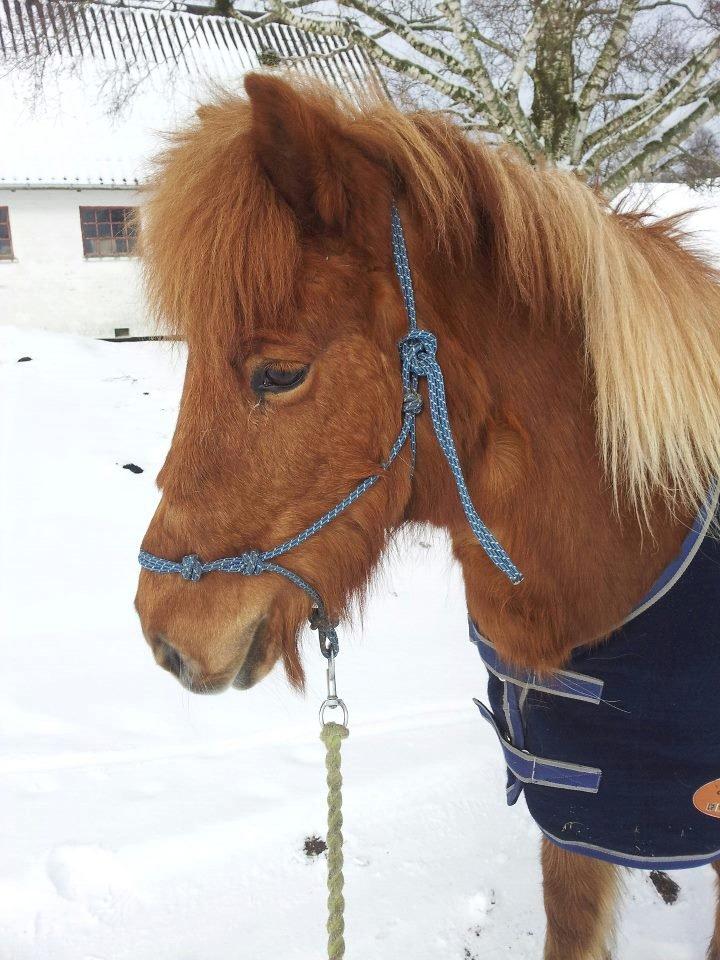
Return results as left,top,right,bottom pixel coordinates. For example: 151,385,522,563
231,667,264,690
231,615,278,690
178,672,234,696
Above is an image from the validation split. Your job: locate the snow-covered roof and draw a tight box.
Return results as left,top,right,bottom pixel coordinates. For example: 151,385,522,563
0,1,381,189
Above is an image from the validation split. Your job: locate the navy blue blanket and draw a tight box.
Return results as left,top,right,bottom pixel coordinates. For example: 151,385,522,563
473,487,720,869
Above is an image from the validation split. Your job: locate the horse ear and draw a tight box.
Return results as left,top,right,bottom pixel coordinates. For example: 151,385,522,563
244,73,349,232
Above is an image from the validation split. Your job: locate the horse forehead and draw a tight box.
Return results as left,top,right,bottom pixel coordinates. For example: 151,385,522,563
299,245,374,292
176,248,378,376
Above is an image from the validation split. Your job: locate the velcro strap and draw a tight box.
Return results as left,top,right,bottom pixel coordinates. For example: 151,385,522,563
470,623,604,705
474,699,603,794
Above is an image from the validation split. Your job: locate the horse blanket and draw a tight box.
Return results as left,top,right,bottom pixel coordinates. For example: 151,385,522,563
473,485,720,869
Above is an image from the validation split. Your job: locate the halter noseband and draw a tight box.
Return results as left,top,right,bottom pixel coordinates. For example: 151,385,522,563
138,203,522,657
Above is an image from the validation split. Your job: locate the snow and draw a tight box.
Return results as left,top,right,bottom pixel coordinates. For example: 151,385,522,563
1,315,718,957
618,183,720,263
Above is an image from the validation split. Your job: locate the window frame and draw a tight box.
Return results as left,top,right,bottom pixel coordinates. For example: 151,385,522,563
0,206,15,261
79,205,138,259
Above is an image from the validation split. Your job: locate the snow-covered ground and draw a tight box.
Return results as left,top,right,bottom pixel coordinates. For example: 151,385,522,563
1,322,717,959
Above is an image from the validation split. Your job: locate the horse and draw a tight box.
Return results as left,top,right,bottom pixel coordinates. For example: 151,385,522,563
134,72,720,959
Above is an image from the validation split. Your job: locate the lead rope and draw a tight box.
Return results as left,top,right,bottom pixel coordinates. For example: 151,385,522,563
319,644,349,960
321,721,349,959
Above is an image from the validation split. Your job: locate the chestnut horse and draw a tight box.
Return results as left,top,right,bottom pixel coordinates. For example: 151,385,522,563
135,73,720,958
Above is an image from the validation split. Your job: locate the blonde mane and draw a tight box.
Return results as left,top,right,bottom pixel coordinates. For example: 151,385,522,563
144,79,720,515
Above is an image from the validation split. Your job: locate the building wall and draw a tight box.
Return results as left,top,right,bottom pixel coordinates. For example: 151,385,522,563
0,188,151,339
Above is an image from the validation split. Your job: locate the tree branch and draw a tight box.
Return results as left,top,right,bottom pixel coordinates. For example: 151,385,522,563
267,0,494,120
505,2,544,92
583,34,720,157
600,91,644,100
438,0,541,150
571,0,639,160
638,0,717,25
577,0,639,111
603,79,720,191
466,27,517,61
339,0,470,77
656,140,720,181
229,9,277,26
437,0,505,122
276,42,356,64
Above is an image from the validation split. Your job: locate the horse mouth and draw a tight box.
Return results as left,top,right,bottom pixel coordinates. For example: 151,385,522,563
150,615,271,694
180,673,233,696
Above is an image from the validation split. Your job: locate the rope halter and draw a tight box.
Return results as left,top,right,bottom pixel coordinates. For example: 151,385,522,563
138,201,522,658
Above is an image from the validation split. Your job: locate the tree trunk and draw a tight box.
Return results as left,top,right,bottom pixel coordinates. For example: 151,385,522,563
530,0,578,160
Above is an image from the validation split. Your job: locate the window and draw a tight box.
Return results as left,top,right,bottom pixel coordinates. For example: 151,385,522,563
80,207,138,257
0,207,14,259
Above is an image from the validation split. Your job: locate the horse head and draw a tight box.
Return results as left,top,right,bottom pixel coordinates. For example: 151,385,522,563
135,73,720,695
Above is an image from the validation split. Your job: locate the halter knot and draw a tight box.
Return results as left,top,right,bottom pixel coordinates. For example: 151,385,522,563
180,554,204,582
236,549,264,576
401,329,437,376
402,389,423,417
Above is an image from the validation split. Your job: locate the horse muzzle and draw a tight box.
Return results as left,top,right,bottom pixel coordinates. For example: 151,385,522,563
144,614,272,694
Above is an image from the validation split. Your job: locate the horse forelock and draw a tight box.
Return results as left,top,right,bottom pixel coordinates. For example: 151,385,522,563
141,96,301,363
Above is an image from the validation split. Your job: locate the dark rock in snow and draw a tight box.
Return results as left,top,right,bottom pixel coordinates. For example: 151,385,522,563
303,835,327,858
18,356,32,362
650,870,680,905
123,463,144,474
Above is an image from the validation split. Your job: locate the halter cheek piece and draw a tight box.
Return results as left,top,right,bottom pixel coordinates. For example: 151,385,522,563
138,203,522,658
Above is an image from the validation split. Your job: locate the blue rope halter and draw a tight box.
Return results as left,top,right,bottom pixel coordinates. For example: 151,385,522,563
139,203,522,657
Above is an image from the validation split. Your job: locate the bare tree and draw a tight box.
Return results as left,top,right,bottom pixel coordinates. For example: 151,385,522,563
4,0,719,191
229,0,719,192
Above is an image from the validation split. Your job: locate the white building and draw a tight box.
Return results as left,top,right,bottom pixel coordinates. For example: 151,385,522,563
0,1,379,339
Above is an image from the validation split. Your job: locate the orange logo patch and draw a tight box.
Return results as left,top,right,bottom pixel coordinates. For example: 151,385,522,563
693,780,720,818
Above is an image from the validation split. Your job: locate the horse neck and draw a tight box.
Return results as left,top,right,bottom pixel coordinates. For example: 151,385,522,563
406,275,689,672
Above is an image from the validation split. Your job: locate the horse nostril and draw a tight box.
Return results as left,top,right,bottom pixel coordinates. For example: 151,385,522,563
154,637,187,681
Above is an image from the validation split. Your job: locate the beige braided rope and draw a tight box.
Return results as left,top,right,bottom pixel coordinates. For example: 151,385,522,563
320,721,349,960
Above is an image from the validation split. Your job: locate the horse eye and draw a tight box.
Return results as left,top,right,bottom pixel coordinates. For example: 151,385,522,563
252,363,308,394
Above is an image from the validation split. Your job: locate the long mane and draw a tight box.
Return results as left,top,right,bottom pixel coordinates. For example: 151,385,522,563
143,77,720,515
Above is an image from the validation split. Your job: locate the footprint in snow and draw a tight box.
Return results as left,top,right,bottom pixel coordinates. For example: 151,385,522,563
467,889,496,919
463,889,496,953
46,843,131,913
